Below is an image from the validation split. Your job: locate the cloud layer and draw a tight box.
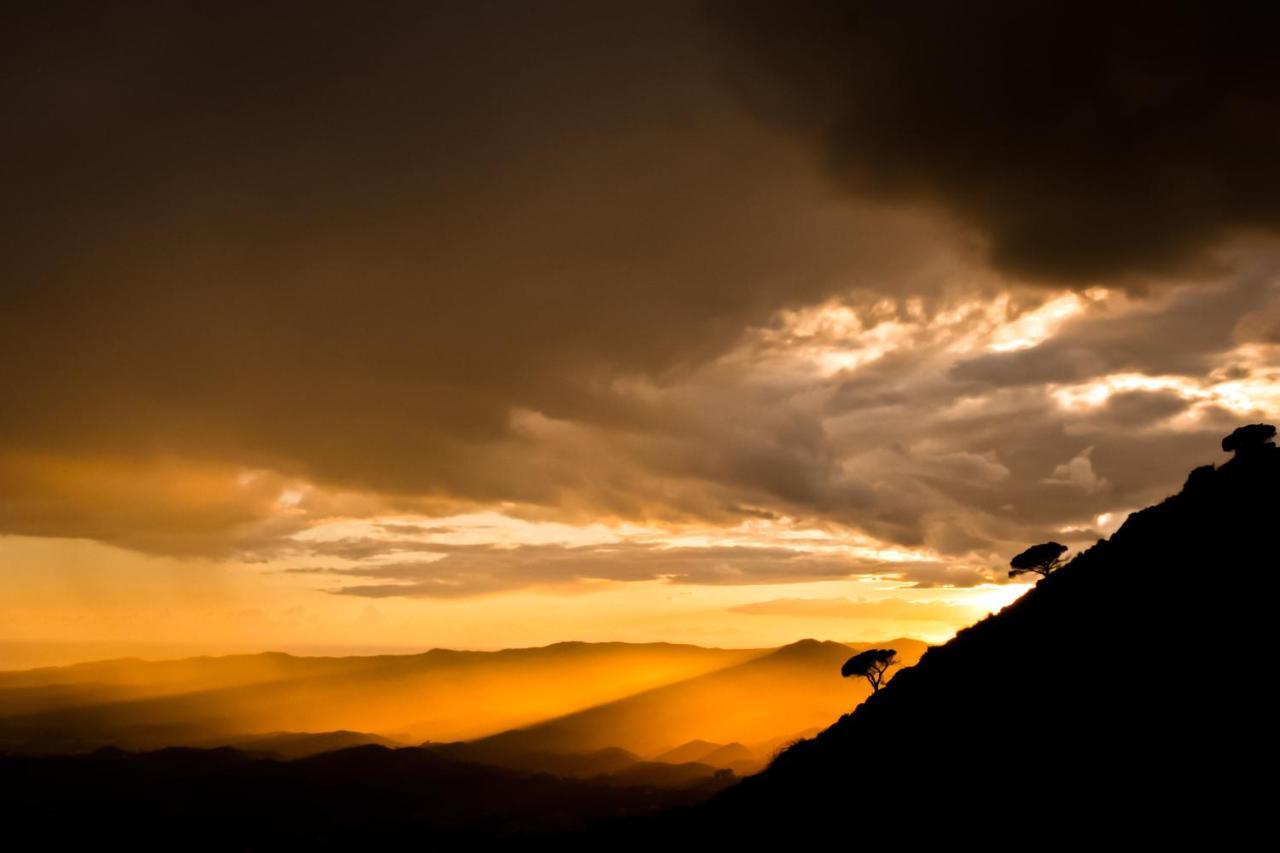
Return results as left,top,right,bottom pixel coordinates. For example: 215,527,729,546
1,2,952,523
289,542,964,599
2,3,1278,604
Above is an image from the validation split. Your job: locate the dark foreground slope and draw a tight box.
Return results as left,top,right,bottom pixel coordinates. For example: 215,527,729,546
595,435,1279,846
0,743,734,849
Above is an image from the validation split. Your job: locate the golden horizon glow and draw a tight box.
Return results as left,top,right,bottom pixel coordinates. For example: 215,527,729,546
0,526,1022,671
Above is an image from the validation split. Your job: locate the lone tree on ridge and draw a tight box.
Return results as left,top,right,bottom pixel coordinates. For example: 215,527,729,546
1009,542,1068,579
841,648,897,693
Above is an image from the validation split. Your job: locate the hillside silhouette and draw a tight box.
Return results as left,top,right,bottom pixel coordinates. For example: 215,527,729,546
590,429,1278,845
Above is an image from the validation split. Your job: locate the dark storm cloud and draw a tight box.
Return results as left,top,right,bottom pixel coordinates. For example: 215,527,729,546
0,1,946,529
710,1,1280,282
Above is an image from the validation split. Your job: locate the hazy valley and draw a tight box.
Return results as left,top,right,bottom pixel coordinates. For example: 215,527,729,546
0,637,927,779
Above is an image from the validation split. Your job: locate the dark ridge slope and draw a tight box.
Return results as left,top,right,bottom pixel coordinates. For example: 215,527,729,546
0,743,734,849
599,436,1278,846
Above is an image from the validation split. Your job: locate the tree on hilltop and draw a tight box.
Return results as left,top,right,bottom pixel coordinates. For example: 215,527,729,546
1009,542,1068,579
841,648,897,693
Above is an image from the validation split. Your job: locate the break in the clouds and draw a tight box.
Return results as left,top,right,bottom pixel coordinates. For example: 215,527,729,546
286,538,992,598
290,543,926,598
2,3,1279,604
729,597,983,623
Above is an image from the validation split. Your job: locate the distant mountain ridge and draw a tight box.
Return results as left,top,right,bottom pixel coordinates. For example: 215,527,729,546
0,641,763,752
445,638,927,774
0,637,927,761
218,729,402,759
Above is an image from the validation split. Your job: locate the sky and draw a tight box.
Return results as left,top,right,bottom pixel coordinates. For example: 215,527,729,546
3,2,1279,667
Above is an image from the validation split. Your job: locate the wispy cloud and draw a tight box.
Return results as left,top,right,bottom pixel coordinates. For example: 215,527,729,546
729,597,984,622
